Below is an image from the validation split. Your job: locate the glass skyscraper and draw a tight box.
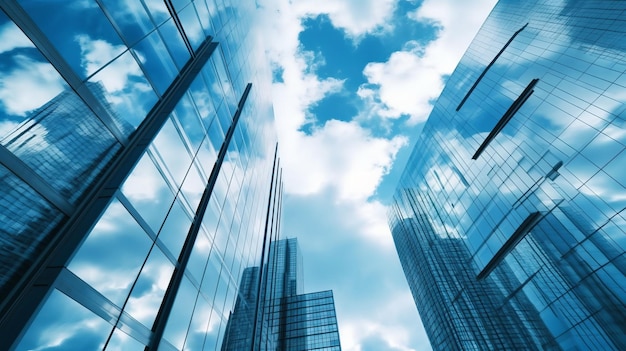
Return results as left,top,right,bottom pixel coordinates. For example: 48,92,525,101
0,1,285,350
222,238,342,351
389,0,626,350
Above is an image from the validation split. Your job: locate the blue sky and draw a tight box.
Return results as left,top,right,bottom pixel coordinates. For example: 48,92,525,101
255,0,498,349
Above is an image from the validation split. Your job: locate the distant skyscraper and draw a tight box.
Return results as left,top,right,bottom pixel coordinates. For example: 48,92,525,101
389,1,626,350
0,1,287,350
222,238,342,351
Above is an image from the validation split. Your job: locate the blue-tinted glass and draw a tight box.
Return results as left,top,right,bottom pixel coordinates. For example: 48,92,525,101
200,253,221,298
0,165,64,295
159,18,191,69
68,198,152,305
187,231,211,283
2,1,289,350
142,0,170,26
125,246,174,328
99,0,155,45
3,86,122,204
86,50,158,128
132,30,178,96
183,295,214,351
173,94,206,153
188,74,217,124
162,276,198,349
121,152,175,232
178,3,204,51
389,2,626,350
0,15,67,140
158,198,192,259
15,290,112,351
181,164,205,211
194,1,215,38
105,328,146,350
152,118,193,187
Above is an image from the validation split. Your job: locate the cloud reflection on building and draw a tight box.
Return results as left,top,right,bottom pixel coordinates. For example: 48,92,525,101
389,0,626,350
0,2,292,351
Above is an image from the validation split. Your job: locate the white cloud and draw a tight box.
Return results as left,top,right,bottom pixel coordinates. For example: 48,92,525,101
292,0,396,39
0,22,34,54
359,41,443,122
0,55,66,116
340,292,426,351
359,0,498,124
255,0,407,203
280,120,406,202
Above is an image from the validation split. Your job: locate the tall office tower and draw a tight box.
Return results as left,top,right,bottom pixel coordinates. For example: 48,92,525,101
389,0,626,350
0,1,284,350
222,238,342,351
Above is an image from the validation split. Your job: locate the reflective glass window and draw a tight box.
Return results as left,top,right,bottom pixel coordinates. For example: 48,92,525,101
142,0,170,26
206,0,223,34
201,307,223,351
173,94,206,153
202,58,224,108
152,118,193,186
194,1,215,38
86,50,158,128
202,197,221,237
18,0,124,79
188,75,217,124
213,52,236,109
216,101,233,137
178,3,204,51
0,15,68,141
3,86,122,204
213,273,230,312
99,0,155,45
158,198,192,259
181,164,205,211
68,199,152,306
200,253,221,298
132,30,178,96
162,276,198,349
187,232,212,283
15,290,112,351
122,152,175,232
158,18,191,69
207,118,226,159
105,328,146,350
0,165,64,294
125,246,174,328
183,296,214,350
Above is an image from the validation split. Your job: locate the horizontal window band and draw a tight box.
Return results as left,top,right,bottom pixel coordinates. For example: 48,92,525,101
477,211,543,280
457,22,528,111
472,78,539,160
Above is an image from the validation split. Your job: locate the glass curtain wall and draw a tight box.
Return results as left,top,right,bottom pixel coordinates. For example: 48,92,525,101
390,1,626,350
0,1,280,350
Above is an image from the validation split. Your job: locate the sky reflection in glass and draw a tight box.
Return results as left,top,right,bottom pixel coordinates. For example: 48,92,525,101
390,1,626,350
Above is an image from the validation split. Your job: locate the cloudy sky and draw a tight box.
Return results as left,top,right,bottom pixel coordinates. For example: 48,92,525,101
253,0,498,350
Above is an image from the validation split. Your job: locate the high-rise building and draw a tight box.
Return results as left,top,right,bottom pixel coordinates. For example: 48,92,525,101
389,0,626,350
0,1,285,350
222,238,342,351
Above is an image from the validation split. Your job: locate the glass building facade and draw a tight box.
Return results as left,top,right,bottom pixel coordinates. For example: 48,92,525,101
389,1,626,350
222,239,342,351
0,1,284,350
